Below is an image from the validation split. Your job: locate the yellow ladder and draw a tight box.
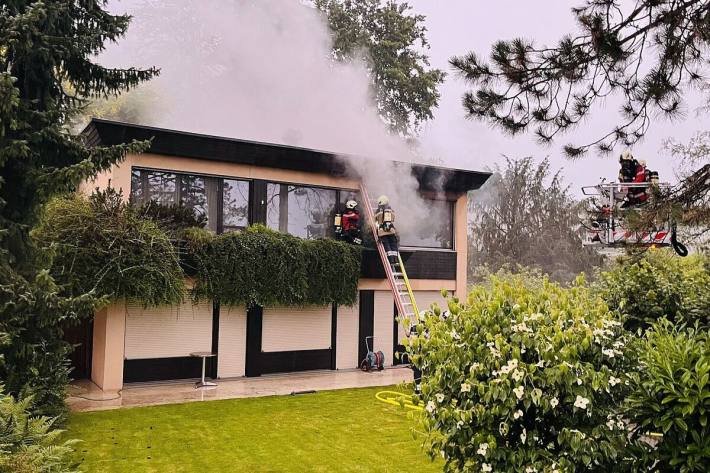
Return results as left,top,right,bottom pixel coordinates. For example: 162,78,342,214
359,185,419,329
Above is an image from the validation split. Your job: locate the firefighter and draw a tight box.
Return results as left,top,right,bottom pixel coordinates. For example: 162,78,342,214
618,150,637,182
623,159,650,207
341,199,362,245
375,195,398,263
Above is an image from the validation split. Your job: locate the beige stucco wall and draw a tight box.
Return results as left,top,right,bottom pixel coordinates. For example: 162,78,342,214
262,306,332,352
217,306,247,378
336,299,359,370
455,193,468,295
124,300,213,359
91,303,126,392
373,291,394,367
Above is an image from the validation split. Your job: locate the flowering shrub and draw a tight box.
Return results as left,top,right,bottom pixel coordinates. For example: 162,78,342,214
406,272,637,473
626,321,710,473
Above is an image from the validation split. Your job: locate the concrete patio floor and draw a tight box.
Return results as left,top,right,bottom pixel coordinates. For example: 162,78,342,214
67,366,414,412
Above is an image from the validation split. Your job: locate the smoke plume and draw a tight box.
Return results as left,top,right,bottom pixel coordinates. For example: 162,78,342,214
101,0,454,243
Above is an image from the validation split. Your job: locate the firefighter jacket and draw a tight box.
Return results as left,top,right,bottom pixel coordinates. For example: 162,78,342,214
374,206,396,237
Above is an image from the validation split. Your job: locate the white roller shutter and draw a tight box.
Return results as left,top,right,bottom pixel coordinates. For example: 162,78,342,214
217,306,247,378
373,291,394,366
336,298,359,369
262,306,331,352
397,291,451,343
124,300,213,359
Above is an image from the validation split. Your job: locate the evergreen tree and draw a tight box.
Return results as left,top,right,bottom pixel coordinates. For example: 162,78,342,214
0,1,157,417
316,0,445,136
451,0,710,158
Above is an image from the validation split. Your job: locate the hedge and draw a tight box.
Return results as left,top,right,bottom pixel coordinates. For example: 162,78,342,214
185,225,360,307
35,193,361,308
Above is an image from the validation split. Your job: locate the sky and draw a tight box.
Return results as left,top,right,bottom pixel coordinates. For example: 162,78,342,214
407,0,710,191
103,0,710,193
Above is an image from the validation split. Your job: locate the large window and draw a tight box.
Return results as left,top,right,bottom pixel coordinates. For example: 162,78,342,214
266,183,336,239
222,179,249,232
398,200,454,250
130,169,221,231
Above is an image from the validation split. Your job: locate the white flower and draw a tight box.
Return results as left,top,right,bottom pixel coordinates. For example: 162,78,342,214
436,393,445,403
576,378,582,385
508,359,519,369
602,348,615,358
520,427,527,443
456,420,464,429
449,329,460,340
606,419,615,430
525,467,537,473
550,397,559,408
477,443,488,456
426,401,436,413
574,395,590,410
609,376,621,387
617,420,625,430
512,369,524,382
536,359,545,368
513,409,523,420
460,382,471,393
470,362,480,372
513,385,525,399
482,463,492,472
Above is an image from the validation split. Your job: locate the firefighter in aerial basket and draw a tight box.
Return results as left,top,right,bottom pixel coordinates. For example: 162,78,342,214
375,195,398,263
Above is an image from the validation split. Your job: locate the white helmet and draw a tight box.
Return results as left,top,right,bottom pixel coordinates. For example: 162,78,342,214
377,195,389,206
620,149,634,161
345,200,358,210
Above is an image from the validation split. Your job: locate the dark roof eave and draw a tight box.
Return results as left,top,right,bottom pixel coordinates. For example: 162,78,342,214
83,118,492,194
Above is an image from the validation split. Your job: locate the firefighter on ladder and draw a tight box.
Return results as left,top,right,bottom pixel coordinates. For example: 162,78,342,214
375,195,398,264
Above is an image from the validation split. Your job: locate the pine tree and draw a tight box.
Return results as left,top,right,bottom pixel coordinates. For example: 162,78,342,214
0,1,157,417
451,0,710,158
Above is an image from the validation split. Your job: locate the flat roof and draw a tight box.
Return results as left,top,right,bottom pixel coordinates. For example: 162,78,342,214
83,118,491,194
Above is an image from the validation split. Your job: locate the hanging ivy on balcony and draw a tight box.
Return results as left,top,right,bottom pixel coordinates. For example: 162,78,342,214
35,191,361,308
185,225,360,308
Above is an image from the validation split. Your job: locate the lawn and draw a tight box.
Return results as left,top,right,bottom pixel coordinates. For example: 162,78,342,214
66,386,441,472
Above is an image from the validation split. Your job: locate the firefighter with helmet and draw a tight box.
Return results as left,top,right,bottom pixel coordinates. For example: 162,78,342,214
375,195,398,263
341,199,362,245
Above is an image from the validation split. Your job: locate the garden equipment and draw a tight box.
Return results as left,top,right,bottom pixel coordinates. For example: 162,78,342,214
360,336,385,371
375,390,423,411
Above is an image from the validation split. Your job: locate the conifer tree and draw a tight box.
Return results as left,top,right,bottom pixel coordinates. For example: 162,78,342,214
0,1,157,417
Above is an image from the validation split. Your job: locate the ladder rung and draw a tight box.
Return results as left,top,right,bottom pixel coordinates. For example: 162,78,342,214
392,272,403,276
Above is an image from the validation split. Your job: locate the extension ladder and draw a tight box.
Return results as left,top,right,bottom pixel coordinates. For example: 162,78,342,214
359,185,420,331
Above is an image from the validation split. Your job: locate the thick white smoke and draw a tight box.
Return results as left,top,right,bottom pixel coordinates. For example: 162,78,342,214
101,0,454,243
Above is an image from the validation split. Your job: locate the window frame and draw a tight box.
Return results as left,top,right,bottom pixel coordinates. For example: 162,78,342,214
264,180,341,240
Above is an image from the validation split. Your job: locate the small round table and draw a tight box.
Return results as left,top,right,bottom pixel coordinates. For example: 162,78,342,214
190,352,217,389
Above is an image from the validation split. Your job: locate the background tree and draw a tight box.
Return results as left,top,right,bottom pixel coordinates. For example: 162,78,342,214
451,0,710,157
0,1,156,417
315,0,445,136
469,157,603,282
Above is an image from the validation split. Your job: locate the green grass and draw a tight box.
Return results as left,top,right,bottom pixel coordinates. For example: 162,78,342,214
66,386,440,472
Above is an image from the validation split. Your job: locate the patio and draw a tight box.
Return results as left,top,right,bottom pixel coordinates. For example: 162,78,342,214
67,366,414,411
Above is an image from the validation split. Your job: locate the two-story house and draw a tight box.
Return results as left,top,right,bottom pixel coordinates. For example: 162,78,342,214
72,119,490,393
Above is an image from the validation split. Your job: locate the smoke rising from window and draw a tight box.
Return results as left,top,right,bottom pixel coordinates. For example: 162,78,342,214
100,0,455,245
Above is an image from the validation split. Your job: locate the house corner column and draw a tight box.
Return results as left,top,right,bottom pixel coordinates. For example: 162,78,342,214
455,193,468,297
91,302,126,392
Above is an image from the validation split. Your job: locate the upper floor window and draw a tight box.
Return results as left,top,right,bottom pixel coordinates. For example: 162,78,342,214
222,179,249,232
399,199,454,250
266,183,336,239
130,169,220,232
